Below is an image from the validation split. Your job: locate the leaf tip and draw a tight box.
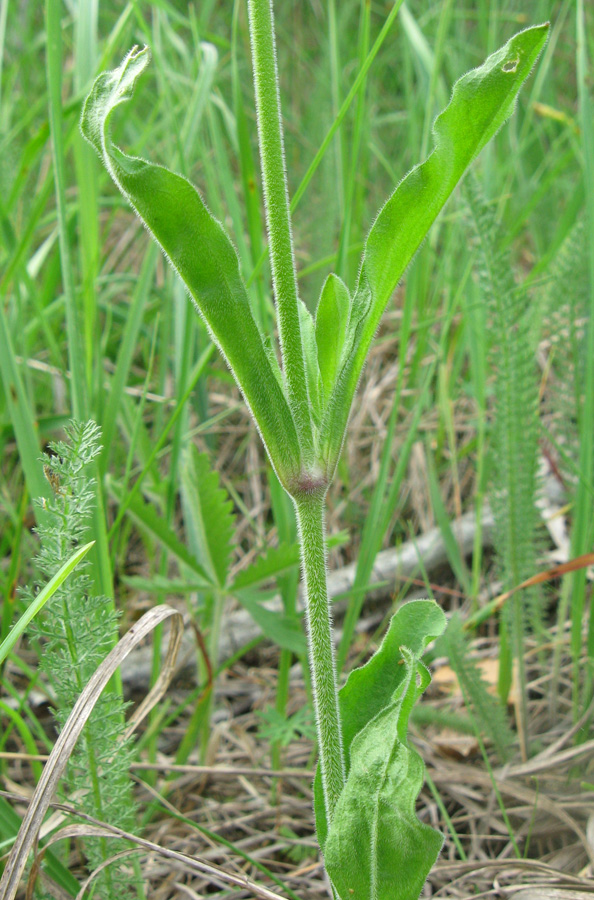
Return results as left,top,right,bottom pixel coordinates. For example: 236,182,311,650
80,45,152,155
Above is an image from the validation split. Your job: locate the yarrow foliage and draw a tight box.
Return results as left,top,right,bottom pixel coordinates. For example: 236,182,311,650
26,421,136,897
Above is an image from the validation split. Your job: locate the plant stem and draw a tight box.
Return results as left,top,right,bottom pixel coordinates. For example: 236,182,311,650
294,495,345,822
247,0,314,464
246,0,404,290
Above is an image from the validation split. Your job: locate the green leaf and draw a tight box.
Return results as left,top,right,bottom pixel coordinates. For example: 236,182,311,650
80,46,302,488
0,798,80,898
314,600,446,849
107,478,213,587
323,647,444,900
257,705,316,747
314,273,350,404
231,541,300,591
235,590,307,655
298,299,321,423
435,614,514,762
320,23,549,470
180,449,235,589
0,542,95,667
0,305,49,518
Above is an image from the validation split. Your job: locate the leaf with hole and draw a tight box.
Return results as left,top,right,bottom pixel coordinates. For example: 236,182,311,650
319,23,550,471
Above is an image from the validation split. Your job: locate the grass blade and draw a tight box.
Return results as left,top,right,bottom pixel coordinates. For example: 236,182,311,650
0,542,95,667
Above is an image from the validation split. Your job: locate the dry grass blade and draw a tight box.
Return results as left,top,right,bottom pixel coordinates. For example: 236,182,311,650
435,859,590,883
494,552,594,606
514,892,594,899
467,553,594,629
24,824,142,900
17,818,293,900
505,736,594,777
0,605,184,900
436,763,593,864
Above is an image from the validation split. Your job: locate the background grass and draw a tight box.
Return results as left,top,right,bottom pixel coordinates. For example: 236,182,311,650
1,0,593,896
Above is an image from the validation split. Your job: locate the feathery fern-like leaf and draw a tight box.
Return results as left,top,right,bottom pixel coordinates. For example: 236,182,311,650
538,220,587,482
465,177,543,715
180,448,235,589
437,614,514,762
25,421,136,898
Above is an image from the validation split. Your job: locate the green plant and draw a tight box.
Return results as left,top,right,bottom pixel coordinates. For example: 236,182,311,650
435,613,514,763
465,176,543,757
257,704,316,748
23,421,136,896
81,6,548,896
176,446,307,762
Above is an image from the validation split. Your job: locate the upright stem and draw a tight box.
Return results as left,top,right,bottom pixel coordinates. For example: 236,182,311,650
247,0,314,464
294,494,345,822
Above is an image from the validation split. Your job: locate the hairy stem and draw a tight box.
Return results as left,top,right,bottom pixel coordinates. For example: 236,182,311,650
294,495,345,821
247,0,314,463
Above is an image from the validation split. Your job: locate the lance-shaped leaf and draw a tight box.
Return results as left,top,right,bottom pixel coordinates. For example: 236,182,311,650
323,645,444,900
320,23,549,470
314,599,446,849
315,273,350,405
81,47,301,487
298,299,322,425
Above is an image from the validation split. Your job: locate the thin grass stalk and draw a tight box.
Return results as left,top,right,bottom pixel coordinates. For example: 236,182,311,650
575,0,594,711
73,0,99,398
0,0,7,110
336,0,370,282
327,0,347,224
462,272,488,607
337,361,434,670
99,244,158,476
106,344,215,543
46,1,116,607
45,0,87,421
419,0,454,159
0,306,49,511
232,0,269,332
0,489,26,651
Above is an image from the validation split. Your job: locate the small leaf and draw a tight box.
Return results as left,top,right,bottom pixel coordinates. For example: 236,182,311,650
320,24,549,470
298,300,322,423
323,647,443,900
81,47,301,487
231,533,346,594
257,705,316,747
180,449,235,589
314,273,350,402
235,590,307,655
314,599,446,849
231,541,300,591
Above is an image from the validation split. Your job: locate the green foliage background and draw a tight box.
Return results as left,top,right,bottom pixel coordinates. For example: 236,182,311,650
0,0,592,895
